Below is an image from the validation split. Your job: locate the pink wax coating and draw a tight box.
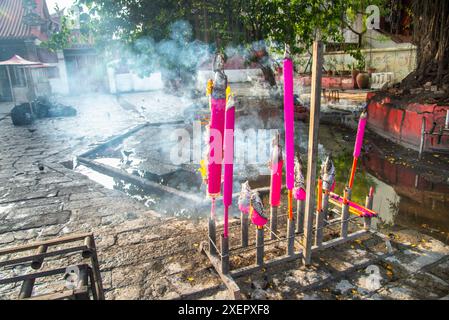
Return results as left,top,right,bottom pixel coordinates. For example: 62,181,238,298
294,188,306,201
223,106,235,207
283,58,295,190
329,192,377,217
223,105,235,238
250,208,268,227
369,186,375,198
353,112,368,158
239,204,249,214
331,181,336,192
207,98,226,196
270,159,283,206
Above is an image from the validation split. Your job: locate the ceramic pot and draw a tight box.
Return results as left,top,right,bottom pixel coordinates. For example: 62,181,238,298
356,72,370,89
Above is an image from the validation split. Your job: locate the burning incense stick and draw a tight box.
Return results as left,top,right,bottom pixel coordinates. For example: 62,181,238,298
293,153,306,201
293,153,306,232
238,181,251,247
283,45,295,221
348,110,368,190
322,155,336,193
207,53,227,198
270,131,283,208
205,53,228,256
238,181,251,214
269,131,283,238
250,191,268,227
321,154,335,220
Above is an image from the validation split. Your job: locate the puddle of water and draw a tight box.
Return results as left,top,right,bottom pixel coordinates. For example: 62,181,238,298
361,146,449,243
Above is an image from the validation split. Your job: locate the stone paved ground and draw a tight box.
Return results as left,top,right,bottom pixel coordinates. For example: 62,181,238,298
0,90,448,300
0,93,222,299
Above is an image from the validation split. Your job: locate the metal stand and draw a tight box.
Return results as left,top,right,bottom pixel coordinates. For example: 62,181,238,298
341,188,352,238
315,210,324,247
241,212,248,248
322,191,330,220
221,235,230,274
256,227,264,266
287,219,295,256
270,206,278,240
296,200,305,234
209,217,217,256
0,233,104,300
200,40,381,300
315,191,330,246
364,191,374,230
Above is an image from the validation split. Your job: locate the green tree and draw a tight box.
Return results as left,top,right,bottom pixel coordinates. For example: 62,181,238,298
401,0,449,90
75,0,391,88
40,15,72,52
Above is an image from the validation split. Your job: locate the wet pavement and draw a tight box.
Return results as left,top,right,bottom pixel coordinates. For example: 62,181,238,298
0,87,448,300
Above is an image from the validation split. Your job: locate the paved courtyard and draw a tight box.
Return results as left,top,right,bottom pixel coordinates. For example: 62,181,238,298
0,91,448,300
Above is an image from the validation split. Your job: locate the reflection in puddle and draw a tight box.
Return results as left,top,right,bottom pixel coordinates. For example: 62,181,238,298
362,147,449,243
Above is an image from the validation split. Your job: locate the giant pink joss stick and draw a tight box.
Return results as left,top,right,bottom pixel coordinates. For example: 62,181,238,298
284,46,295,221
223,94,235,239
354,110,368,158
293,153,306,201
208,98,226,197
269,132,283,207
348,110,368,189
207,54,227,199
329,192,377,218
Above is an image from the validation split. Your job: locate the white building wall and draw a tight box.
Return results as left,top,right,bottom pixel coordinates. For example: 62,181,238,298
107,68,262,94
48,50,70,95
297,45,417,84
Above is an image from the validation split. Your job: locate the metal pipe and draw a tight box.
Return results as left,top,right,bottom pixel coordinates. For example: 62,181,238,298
209,217,217,256
82,236,93,259
270,206,278,240
256,227,264,266
221,235,230,274
341,188,352,238
240,212,249,248
31,245,47,270
287,219,295,256
322,191,330,220
296,200,305,234
364,187,374,230
19,279,35,299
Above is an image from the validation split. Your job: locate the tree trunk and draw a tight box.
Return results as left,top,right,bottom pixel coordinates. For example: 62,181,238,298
401,0,449,90
260,64,277,87
252,46,277,87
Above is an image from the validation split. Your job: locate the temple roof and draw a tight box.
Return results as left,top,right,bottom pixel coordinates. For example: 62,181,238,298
0,0,55,40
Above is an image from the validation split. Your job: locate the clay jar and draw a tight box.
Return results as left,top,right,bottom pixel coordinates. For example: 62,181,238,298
356,72,370,89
